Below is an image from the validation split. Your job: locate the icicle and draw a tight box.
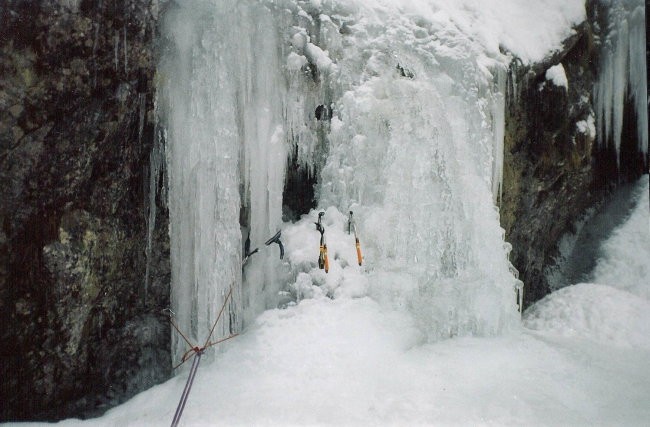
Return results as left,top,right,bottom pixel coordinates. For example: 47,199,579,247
490,65,507,205
594,0,648,166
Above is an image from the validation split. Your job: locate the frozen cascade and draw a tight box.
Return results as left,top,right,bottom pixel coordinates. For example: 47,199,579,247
158,0,522,362
315,5,519,338
158,0,329,361
594,0,648,165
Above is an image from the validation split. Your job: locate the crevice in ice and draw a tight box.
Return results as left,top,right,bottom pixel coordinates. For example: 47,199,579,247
282,159,316,222
314,104,333,121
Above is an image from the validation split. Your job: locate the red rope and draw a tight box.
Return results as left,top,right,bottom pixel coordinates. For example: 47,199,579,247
203,286,234,349
204,333,239,350
169,315,195,351
167,285,237,370
166,284,238,426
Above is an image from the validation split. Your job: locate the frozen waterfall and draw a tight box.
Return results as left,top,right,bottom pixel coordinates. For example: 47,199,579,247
158,0,522,363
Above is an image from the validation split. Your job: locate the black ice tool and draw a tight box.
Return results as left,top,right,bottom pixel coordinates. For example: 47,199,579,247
315,212,329,272
265,230,284,260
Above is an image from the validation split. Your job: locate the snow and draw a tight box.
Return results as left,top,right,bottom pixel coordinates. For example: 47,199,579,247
524,283,650,350
575,114,596,139
348,0,585,65
590,175,650,298
545,63,568,89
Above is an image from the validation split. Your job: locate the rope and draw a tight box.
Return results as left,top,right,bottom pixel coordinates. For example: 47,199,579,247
166,284,237,427
170,349,203,427
205,333,239,350
203,286,234,349
170,316,195,351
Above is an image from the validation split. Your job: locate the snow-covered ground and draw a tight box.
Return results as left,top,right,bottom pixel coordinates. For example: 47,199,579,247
9,176,649,426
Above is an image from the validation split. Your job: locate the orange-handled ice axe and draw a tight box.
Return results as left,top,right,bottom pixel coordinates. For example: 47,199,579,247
315,212,329,273
348,211,363,266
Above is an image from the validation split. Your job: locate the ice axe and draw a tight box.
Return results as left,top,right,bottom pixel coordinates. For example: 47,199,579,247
315,212,329,272
242,230,283,267
265,230,284,260
348,211,363,266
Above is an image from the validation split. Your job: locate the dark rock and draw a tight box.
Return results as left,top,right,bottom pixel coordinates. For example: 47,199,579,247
501,20,599,307
0,0,170,421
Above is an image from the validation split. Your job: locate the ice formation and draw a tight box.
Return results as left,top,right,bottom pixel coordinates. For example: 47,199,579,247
594,0,648,166
155,0,593,361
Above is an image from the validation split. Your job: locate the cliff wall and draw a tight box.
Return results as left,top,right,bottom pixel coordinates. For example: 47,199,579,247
0,0,169,420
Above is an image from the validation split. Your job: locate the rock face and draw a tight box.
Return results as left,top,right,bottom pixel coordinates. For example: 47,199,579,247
0,0,170,421
499,2,645,308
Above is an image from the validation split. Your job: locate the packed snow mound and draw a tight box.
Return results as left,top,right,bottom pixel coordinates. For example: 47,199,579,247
523,283,650,350
591,175,650,298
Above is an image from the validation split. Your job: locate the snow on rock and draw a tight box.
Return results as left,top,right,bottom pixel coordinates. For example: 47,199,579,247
286,52,308,72
575,114,596,139
304,42,335,74
545,63,568,89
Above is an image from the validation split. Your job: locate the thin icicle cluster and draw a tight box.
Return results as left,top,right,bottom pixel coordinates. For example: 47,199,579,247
594,0,648,165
